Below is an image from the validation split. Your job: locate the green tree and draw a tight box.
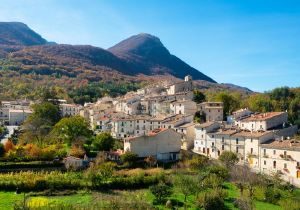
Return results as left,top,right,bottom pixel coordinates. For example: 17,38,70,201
51,116,92,145
193,90,206,103
30,102,61,125
289,97,300,126
175,174,198,203
92,132,115,151
218,151,239,168
246,94,273,113
214,92,240,118
120,152,138,166
150,182,172,204
20,102,61,145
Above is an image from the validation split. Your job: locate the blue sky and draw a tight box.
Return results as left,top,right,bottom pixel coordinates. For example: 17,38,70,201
0,0,299,92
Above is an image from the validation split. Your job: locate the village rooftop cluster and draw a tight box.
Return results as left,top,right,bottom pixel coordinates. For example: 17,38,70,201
0,75,299,186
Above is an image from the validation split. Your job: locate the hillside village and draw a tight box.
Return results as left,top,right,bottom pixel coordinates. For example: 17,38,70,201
1,75,299,188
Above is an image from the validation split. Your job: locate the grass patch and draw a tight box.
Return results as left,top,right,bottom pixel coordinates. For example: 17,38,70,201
255,201,282,210
0,191,23,210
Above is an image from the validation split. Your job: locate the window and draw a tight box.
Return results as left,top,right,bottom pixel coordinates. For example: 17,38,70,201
250,148,253,154
284,163,287,169
201,141,203,145
236,147,239,153
218,109,220,112
236,138,239,144
250,138,253,143
222,137,224,143
212,135,214,138
201,135,203,138
273,161,276,169
263,149,266,156
264,160,266,165
273,150,276,155
222,145,224,150
284,151,287,156
212,142,215,146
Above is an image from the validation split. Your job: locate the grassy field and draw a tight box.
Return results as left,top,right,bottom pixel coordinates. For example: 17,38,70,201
1,184,298,209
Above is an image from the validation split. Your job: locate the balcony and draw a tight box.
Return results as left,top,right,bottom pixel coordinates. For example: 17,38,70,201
283,168,289,173
263,154,269,158
279,154,294,161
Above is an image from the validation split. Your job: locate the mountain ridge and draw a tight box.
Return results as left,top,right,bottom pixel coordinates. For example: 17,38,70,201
0,22,252,94
0,22,47,46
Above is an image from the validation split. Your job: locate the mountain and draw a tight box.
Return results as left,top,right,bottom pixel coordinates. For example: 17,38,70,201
0,22,47,46
108,33,216,82
0,22,252,100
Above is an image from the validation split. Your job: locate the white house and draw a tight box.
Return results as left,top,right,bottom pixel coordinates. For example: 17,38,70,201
260,139,300,187
170,100,197,115
124,128,182,161
236,112,288,131
197,102,223,122
194,122,220,154
8,109,32,125
60,104,81,117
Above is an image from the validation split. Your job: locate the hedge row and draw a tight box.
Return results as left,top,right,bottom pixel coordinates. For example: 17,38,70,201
0,161,64,169
0,172,164,192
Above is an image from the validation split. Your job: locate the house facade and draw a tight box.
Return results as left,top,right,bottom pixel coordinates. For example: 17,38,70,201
124,128,182,161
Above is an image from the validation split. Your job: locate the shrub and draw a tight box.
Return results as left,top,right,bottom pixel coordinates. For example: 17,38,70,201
121,152,138,167
69,144,86,158
149,182,172,204
279,198,300,210
264,187,281,204
187,155,208,170
197,189,226,210
234,197,254,210
207,165,229,180
203,174,223,189
145,156,157,167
